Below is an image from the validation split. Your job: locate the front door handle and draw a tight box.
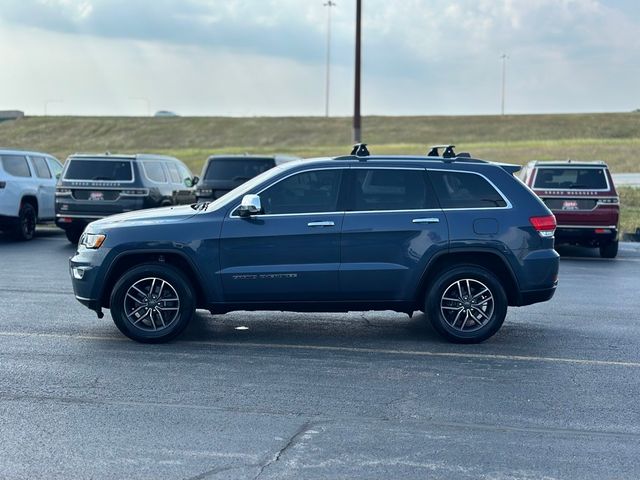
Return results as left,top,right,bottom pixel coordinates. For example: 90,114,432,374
412,217,440,224
307,221,335,227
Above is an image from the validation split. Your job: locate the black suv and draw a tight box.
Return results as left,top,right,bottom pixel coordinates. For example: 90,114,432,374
56,153,198,243
69,145,559,344
195,154,296,201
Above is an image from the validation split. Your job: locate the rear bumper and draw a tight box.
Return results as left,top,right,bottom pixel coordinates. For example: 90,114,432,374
518,284,557,306
556,225,618,246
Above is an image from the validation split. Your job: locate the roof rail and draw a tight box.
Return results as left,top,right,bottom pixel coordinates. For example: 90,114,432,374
350,143,370,157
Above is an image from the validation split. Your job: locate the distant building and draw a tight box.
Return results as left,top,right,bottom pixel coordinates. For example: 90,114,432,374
0,110,24,122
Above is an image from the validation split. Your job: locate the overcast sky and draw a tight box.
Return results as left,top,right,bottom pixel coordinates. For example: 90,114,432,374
1,0,638,116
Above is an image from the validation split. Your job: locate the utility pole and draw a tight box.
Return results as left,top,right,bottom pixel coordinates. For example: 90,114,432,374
353,0,362,142
500,53,508,116
324,1,336,117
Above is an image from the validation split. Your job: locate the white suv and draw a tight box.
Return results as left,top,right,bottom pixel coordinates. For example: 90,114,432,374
0,149,63,240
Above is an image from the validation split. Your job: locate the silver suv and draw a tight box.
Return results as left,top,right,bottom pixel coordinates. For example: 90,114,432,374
0,149,63,240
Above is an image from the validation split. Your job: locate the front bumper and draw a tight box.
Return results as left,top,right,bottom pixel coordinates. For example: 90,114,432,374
69,247,110,313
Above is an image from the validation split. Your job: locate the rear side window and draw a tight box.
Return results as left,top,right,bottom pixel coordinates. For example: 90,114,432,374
352,169,437,211
430,171,507,208
260,169,342,214
533,168,608,190
31,156,52,179
1,155,31,177
64,159,133,181
165,163,182,184
142,161,167,183
206,158,274,181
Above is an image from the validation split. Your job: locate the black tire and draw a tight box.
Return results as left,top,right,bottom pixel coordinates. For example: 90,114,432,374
425,265,508,344
599,240,618,259
65,228,83,244
12,203,37,241
109,263,195,343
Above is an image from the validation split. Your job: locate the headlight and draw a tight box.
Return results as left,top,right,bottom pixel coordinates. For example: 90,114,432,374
81,233,106,249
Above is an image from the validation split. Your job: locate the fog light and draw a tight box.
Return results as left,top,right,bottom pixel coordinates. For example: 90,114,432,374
72,267,90,280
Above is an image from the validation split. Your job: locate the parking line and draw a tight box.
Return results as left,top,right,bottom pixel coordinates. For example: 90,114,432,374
0,330,639,368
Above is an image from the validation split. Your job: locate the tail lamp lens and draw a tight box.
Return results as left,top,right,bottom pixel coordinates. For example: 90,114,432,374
530,215,556,237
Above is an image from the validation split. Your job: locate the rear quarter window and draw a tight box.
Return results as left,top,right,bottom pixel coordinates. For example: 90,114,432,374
1,155,31,177
430,171,507,208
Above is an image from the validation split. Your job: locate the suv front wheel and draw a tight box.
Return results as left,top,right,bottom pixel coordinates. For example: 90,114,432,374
426,265,507,343
109,263,195,343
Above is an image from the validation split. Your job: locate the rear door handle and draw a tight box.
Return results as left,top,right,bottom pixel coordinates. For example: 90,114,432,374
307,221,335,227
412,217,440,224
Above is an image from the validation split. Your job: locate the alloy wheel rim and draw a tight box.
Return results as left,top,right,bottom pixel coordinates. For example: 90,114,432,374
22,211,35,237
440,278,494,332
123,277,180,332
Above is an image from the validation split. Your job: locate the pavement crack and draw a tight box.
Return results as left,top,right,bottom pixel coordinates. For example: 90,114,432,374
253,420,314,480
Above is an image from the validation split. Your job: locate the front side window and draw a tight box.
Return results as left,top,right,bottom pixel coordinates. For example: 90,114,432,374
1,155,31,177
533,167,608,190
430,171,507,208
31,156,51,179
48,158,63,179
352,169,436,211
260,169,342,214
142,161,167,183
165,163,182,184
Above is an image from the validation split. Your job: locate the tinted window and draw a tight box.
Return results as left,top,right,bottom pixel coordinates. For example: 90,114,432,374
65,159,133,181
352,169,436,211
261,169,342,214
177,164,192,183
142,161,167,183
430,171,507,208
533,168,608,190
206,158,274,181
165,163,182,183
1,155,31,177
31,156,51,178
48,158,63,179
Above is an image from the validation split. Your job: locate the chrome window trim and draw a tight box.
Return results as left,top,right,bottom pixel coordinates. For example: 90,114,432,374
228,166,346,218
532,166,611,192
62,158,136,184
557,225,617,229
428,168,513,210
56,214,105,219
345,208,441,215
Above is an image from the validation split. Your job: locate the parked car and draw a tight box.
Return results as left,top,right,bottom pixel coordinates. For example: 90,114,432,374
69,144,559,344
56,153,198,244
520,160,619,258
0,148,63,240
195,154,297,201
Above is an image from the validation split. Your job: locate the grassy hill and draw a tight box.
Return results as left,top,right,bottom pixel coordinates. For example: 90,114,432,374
1,113,639,233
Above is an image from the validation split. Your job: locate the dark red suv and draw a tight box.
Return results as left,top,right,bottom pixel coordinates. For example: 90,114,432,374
520,160,619,258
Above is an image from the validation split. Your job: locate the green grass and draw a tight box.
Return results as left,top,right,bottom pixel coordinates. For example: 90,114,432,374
620,187,640,236
1,112,639,233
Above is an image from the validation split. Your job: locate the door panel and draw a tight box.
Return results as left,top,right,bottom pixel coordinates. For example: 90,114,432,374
340,168,448,301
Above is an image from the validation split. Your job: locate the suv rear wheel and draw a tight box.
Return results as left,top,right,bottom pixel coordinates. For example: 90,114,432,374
426,265,507,343
599,240,618,259
13,203,37,241
109,263,195,343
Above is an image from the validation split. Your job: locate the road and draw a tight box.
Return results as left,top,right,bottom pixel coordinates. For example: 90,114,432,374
0,228,639,479
612,173,640,188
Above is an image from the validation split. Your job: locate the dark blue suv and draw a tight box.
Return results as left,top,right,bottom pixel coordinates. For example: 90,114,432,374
69,145,559,344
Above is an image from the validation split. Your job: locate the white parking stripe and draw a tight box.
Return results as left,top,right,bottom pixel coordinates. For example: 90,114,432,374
0,330,639,368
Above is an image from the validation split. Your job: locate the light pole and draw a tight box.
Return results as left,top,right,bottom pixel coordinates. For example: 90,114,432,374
500,53,508,116
353,0,362,142
323,1,336,117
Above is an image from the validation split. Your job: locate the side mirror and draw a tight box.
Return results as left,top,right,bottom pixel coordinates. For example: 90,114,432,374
184,177,194,188
238,194,262,217
192,176,199,186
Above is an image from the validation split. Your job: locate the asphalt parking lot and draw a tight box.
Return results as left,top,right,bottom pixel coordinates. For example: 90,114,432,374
0,228,639,479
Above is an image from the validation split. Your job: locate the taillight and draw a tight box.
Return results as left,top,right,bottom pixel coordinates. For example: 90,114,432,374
530,215,556,237
120,189,149,197
55,188,71,196
597,197,619,205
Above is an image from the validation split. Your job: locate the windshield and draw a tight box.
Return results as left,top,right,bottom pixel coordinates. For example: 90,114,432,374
204,157,274,182
204,163,291,211
533,167,608,190
64,159,133,181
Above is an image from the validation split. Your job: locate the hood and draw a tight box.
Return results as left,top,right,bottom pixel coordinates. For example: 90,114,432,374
88,204,201,230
